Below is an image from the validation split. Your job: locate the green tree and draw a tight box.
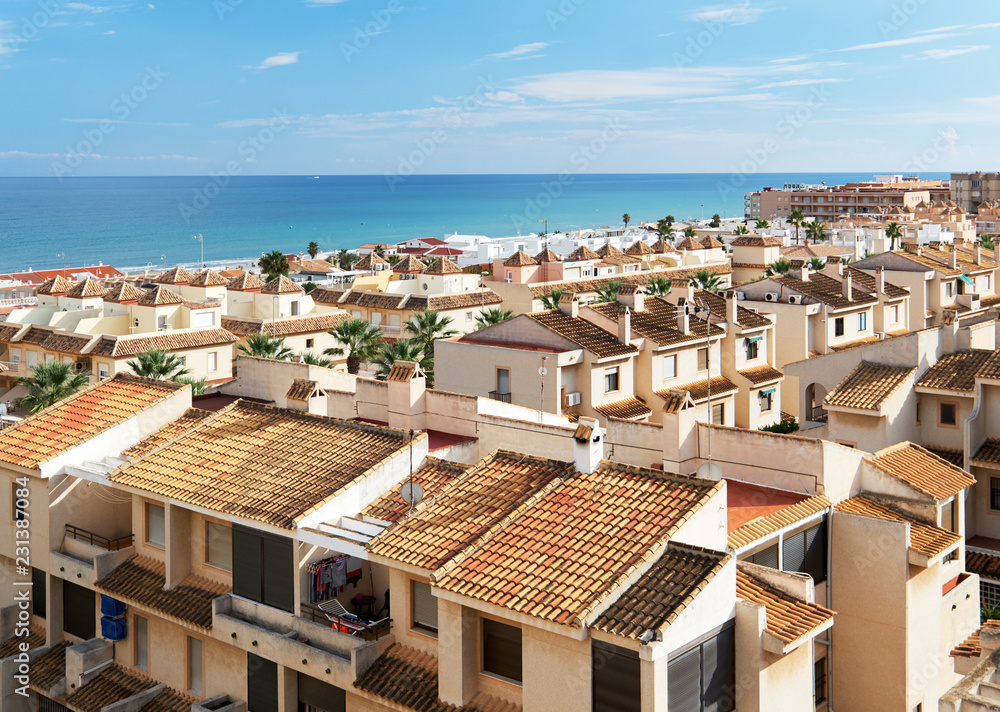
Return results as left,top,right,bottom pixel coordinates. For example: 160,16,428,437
373,245,386,257
475,307,514,330
981,234,995,251
764,258,792,277
755,219,770,230
324,318,384,374
14,361,90,413
665,215,675,225
173,376,206,396
258,250,290,280
734,225,750,235
709,213,721,228
595,279,623,303
808,257,826,272
404,310,458,359
299,352,334,368
683,227,697,238
806,221,827,244
307,241,319,259
337,250,359,270
788,208,805,245
691,269,722,292
622,213,631,228
646,275,673,296
302,282,318,294
126,349,191,380
657,221,675,240
886,222,903,251
237,333,294,361
387,254,401,266
373,338,432,382
540,288,566,310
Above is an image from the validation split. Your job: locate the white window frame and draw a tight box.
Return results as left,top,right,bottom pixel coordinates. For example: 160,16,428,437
663,354,677,381
207,352,218,373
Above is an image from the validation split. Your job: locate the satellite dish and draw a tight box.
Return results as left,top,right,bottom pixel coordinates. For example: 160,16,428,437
400,482,424,506
696,462,723,480
538,366,548,377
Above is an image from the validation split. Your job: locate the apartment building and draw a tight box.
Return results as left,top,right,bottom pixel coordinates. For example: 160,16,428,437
952,172,1000,213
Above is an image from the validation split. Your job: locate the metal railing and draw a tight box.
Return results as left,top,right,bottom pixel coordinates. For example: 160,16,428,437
0,297,37,308
299,602,391,641
65,524,134,552
809,406,828,423
488,390,511,403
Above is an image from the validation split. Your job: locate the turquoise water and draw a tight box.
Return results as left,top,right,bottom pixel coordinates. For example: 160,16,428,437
0,173,949,272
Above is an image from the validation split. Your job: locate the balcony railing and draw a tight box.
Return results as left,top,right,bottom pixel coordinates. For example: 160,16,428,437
300,601,391,641
65,524,134,552
488,390,512,403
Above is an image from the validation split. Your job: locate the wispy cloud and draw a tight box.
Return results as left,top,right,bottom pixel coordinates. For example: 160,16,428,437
62,3,116,13
674,93,776,103
253,51,300,70
689,2,771,26
913,25,967,35
305,0,349,4
755,78,847,89
488,42,549,60
103,30,116,35
63,118,191,126
838,32,959,51
916,45,988,60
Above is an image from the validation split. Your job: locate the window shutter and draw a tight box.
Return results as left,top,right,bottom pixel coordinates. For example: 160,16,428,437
63,580,95,640
593,641,641,712
298,673,346,712
702,625,735,712
783,530,807,574
412,581,438,632
247,653,278,712
32,568,46,618
482,619,522,683
232,525,261,602
750,542,778,569
668,647,701,712
803,521,828,584
262,535,294,613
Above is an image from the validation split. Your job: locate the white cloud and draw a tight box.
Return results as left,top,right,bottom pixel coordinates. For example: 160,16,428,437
838,32,959,51
216,116,297,128
689,2,771,26
63,3,115,13
674,93,776,103
755,78,847,89
104,30,115,35
63,118,191,126
0,151,72,159
510,68,732,103
917,45,988,60
489,42,549,60
253,51,300,70
305,0,349,4
913,25,967,35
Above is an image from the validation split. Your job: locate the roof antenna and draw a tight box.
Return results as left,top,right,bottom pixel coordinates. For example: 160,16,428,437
400,428,423,512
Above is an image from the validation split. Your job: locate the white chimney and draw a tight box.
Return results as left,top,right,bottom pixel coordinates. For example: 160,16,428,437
949,250,958,269
677,304,690,335
801,265,811,282
842,272,853,301
559,291,579,318
618,306,631,345
876,266,885,295
994,242,1000,266
726,292,737,325
572,417,605,474
974,244,982,266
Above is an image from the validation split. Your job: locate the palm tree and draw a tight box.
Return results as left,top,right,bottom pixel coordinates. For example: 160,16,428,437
373,338,432,381
646,275,672,296
886,222,903,251
237,333,294,361
755,219,770,230
683,227,697,238
540,288,566,310
622,213,631,228
734,225,750,235
302,282,318,294
387,254,401,266
595,279,623,303
690,269,722,292
173,376,206,396
806,221,827,245
14,361,90,413
126,349,191,380
258,250,289,280
307,241,319,259
764,258,792,277
665,215,675,225
405,310,458,358
982,234,995,251
475,307,514,330
337,250,359,270
324,318,383,374
788,208,805,245
808,257,826,272
709,213,721,228
300,352,334,368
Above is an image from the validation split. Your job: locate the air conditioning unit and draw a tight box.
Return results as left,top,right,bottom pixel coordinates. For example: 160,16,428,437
788,295,803,305
764,292,779,302
875,331,886,341
73,362,86,372
735,291,746,301
565,392,582,407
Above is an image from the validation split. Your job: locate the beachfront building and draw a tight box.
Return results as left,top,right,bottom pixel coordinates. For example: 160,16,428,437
952,171,1000,213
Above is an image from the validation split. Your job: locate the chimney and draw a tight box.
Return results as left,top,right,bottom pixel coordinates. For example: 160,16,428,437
974,243,982,266
876,266,886,295
677,304,690,335
994,241,1000,266
572,417,605,474
618,305,631,345
386,361,428,433
726,291,737,325
616,283,645,312
559,291,578,318
800,264,811,282
686,283,695,303
949,250,958,270
842,271,853,302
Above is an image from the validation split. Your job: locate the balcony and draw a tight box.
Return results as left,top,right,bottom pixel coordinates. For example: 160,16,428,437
53,523,136,586
488,390,512,403
65,524,133,552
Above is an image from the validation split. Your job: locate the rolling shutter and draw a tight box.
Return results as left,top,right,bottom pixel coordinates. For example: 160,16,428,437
668,647,701,712
593,641,641,712
412,581,438,632
262,535,294,613
482,619,522,683
63,580,95,640
247,653,278,712
702,625,735,712
232,525,262,601
783,530,807,574
749,542,778,569
803,521,828,583
298,673,346,712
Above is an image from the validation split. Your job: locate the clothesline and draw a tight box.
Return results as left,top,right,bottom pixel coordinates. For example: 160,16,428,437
307,553,364,604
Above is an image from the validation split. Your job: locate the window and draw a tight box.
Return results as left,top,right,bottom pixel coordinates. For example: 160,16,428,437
63,580,95,640
604,367,620,393
711,403,724,425
157,315,167,330
248,653,278,712
663,354,677,381
44,353,54,364
146,503,165,548
782,520,827,583
135,615,148,671
858,312,867,331
298,673,347,712
11,347,20,363
745,339,759,360
233,525,295,613
982,580,1000,609
205,521,232,571
482,618,522,684
991,478,1000,512
466,311,473,322
746,542,778,569
593,641,640,712
496,368,510,396
27,350,37,367
411,580,438,634
32,568,46,618
194,311,215,328
939,402,958,427
834,317,845,337
815,658,827,705
98,364,109,380
305,338,314,349
759,390,774,413
890,305,899,324
188,637,203,695
12,482,27,522
506,271,513,281
942,499,956,533
177,356,187,366
207,352,218,373
697,348,709,372
291,301,300,316
667,623,735,712
945,282,954,298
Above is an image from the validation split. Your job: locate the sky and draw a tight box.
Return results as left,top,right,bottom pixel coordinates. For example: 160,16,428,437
0,0,998,176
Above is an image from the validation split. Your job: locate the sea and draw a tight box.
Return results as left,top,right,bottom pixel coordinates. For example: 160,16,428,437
0,173,950,273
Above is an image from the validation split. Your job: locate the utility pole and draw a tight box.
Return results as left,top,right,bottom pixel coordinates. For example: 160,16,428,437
193,234,204,267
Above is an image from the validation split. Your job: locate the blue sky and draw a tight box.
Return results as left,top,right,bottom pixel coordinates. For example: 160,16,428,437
1,0,998,176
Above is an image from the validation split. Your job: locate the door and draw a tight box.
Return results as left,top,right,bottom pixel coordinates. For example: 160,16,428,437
248,653,278,712
497,368,510,395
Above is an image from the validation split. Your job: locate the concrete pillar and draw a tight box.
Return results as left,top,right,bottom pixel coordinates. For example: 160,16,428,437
437,598,479,706
639,656,667,712
386,362,427,433
165,503,192,590
278,665,297,712
46,573,63,647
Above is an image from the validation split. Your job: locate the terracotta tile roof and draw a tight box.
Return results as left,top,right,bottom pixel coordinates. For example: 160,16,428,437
393,254,427,272
140,688,202,712
732,235,782,247
773,273,878,309
887,248,964,276
96,555,229,629
973,440,1000,466
695,290,775,330
660,390,694,414
736,569,835,645
526,310,638,358
916,350,996,392
155,266,195,284
0,625,44,659
189,269,229,287
110,401,414,529
286,378,318,401
981,351,1000,382
221,313,347,337
926,447,965,468
728,495,832,549
261,274,304,294
36,275,73,295
368,450,576,570
0,374,184,469
29,641,70,690
433,463,723,626
65,278,107,298
527,265,732,299
675,236,721,251
588,297,725,347
870,442,975,500
104,281,146,303
625,240,654,256
951,628,983,658
339,291,406,310
566,245,600,261
423,256,463,275
660,376,739,403
363,457,468,524
738,364,784,386
846,268,910,299
824,362,916,410
121,408,212,459
593,397,652,420
0,323,24,341
356,252,388,270
137,285,184,306
417,292,504,310
91,328,238,358
65,664,158,711
967,551,1000,581
596,243,625,258
227,272,266,291
309,287,344,304
504,250,537,267
780,244,853,259
592,544,729,640
534,247,561,262
649,238,676,254
20,325,52,344
835,495,961,559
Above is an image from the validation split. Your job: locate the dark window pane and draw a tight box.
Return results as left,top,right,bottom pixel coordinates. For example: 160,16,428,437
703,626,735,712
992,478,1000,511
815,658,827,704
593,641,641,712
668,647,701,712
803,521,828,584
32,568,46,618
298,673,346,712
248,653,278,712
63,580,95,640
232,525,262,602
483,619,522,683
262,535,294,613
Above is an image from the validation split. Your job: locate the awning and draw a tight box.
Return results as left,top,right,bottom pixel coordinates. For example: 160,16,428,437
747,335,763,343
960,275,974,286
760,387,777,396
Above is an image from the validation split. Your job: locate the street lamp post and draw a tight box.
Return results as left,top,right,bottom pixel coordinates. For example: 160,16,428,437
193,234,204,267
